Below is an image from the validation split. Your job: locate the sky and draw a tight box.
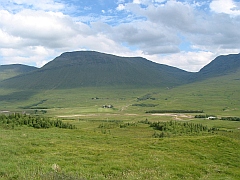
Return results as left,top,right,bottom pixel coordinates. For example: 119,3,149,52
0,0,240,72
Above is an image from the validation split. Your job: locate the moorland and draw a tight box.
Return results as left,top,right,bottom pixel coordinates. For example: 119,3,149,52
0,51,239,179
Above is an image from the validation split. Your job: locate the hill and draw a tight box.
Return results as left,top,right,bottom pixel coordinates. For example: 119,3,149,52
0,51,240,90
191,53,240,81
0,51,191,89
0,64,38,81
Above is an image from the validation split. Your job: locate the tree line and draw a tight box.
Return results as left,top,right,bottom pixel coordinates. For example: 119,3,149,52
194,114,216,118
195,115,240,121
139,119,217,138
146,110,204,114
220,117,240,121
0,113,76,129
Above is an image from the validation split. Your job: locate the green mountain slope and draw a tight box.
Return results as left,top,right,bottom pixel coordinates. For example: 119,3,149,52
191,53,240,81
162,69,240,116
0,64,38,81
0,52,240,91
0,53,239,115
0,51,191,89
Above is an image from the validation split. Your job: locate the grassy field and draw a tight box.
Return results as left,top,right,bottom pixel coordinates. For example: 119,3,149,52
0,118,240,180
0,73,240,179
1,70,240,116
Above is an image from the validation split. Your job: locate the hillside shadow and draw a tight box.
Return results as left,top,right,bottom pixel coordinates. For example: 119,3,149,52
0,91,37,102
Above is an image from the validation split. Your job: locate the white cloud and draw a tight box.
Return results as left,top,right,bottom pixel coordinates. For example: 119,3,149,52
0,9,134,67
210,0,240,16
116,4,125,11
153,51,215,72
154,0,166,3
132,0,156,5
133,0,141,4
0,29,23,48
0,0,240,72
0,46,56,67
127,1,240,52
113,21,180,54
0,9,90,47
135,1,195,31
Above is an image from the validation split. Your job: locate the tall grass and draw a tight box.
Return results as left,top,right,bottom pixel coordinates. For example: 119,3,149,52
0,118,239,179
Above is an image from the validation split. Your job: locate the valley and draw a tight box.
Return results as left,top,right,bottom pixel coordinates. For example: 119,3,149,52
0,51,240,179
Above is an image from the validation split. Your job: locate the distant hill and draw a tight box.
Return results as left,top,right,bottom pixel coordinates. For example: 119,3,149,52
193,53,240,81
0,51,191,89
0,64,38,81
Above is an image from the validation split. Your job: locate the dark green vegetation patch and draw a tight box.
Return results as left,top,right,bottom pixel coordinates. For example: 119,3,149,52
146,110,204,113
221,117,240,121
195,114,217,118
132,103,158,107
0,113,76,129
140,120,218,138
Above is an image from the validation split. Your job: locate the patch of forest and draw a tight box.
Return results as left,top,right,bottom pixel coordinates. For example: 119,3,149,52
139,119,218,138
220,117,240,121
0,113,76,129
146,110,204,113
195,115,240,121
132,103,158,107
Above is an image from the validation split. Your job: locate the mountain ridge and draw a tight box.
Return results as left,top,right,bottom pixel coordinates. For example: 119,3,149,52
198,53,240,76
0,51,191,89
0,64,38,81
187,53,240,82
0,51,240,89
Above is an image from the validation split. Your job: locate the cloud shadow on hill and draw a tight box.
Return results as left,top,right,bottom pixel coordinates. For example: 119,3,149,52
0,91,38,102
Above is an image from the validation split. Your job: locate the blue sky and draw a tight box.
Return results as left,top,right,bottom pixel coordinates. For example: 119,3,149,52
0,0,240,71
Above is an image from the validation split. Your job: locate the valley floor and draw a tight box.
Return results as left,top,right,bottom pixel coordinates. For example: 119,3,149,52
0,80,240,179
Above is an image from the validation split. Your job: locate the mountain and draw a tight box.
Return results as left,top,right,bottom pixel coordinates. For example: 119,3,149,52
0,51,191,89
0,64,38,81
1,51,240,90
193,53,240,81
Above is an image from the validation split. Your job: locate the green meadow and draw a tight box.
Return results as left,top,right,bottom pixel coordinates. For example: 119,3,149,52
0,117,240,179
0,73,240,179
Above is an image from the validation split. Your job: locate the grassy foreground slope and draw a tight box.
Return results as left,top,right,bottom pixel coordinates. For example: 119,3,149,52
0,120,240,180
